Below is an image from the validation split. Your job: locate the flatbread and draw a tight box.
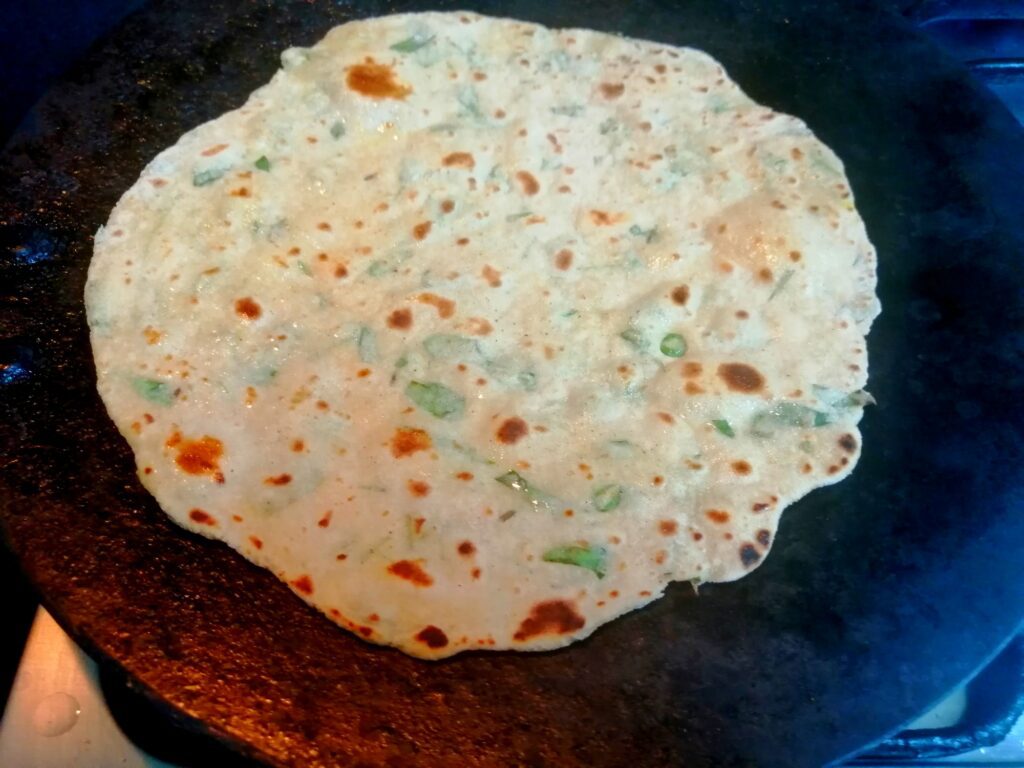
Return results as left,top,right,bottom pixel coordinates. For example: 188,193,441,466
86,11,880,658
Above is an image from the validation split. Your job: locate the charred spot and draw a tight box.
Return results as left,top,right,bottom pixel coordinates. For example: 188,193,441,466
496,417,529,445
387,307,413,330
234,297,261,320
415,625,449,649
390,427,432,458
189,509,216,526
717,363,765,393
387,559,433,587
513,599,585,641
756,529,771,548
671,285,690,305
752,502,770,512
457,541,476,556
739,544,761,567
290,575,314,595
345,58,411,100
838,434,857,453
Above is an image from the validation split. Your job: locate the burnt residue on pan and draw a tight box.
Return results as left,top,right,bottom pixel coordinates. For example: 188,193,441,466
2,1,1024,767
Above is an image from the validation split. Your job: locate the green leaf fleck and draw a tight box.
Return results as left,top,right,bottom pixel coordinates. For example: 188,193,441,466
405,380,464,419
619,327,648,352
712,419,735,438
132,377,173,406
390,35,435,53
423,334,479,359
542,545,608,578
768,269,795,300
254,156,271,172
659,333,687,358
506,210,532,222
193,167,226,186
329,122,346,139
551,104,584,117
357,326,377,363
592,484,623,512
628,224,658,243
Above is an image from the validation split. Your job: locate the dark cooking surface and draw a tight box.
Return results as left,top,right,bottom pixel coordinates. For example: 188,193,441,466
2,1,1024,766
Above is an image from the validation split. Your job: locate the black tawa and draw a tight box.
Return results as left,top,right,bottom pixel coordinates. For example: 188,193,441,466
2,1,1023,766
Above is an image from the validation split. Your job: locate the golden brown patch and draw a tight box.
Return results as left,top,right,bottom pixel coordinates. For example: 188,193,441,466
659,520,678,536
442,151,475,169
589,210,625,226
291,439,305,453
201,143,228,157
717,363,765,392
599,82,625,99
390,427,432,458
684,381,705,395
515,170,540,196
513,600,585,641
670,285,690,305
482,265,502,287
387,559,433,586
264,473,292,486
657,412,675,424
415,625,449,648
418,293,455,318
345,58,411,99
440,199,455,213
143,327,162,345
407,479,431,497
387,308,413,330
731,460,752,475
706,509,731,524
229,187,251,198
334,264,349,278
758,267,774,283
168,433,223,480
682,361,703,378
249,536,263,549
189,508,216,526
466,317,493,335
458,541,476,556
412,221,432,240
318,510,333,528
789,250,802,262
455,471,474,481
234,297,261,320
554,249,573,270
496,417,529,445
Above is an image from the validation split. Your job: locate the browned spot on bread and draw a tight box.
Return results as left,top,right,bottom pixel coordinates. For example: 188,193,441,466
318,510,333,528
599,82,625,99
659,520,678,535
706,509,731,524
739,544,761,567
515,170,540,195
201,143,228,157
791,147,804,160
554,249,573,270
717,363,765,392
458,541,476,556
691,531,704,541
346,58,411,99
229,187,250,198
168,433,223,480
143,327,162,345
756,529,771,547
731,460,752,475
391,427,432,458
482,265,502,287
735,310,749,319
466,317,493,335
387,559,433,586
418,292,455,318
440,199,455,213
684,381,705,395
264,473,292,486
658,412,675,424
472,568,482,579
234,297,261,320
496,417,529,444
838,434,857,453
671,285,690,305
407,479,431,497
442,152,475,169
682,362,703,378
189,509,216,526
758,267,774,282
249,536,263,549
412,221,432,240
291,575,314,595
789,250,802,262
455,471,474,481
415,625,449,648
387,308,413,330
513,600,585,641
291,439,305,453
589,210,624,226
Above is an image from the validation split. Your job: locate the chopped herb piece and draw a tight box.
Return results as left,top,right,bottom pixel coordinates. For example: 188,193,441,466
499,509,517,522
659,333,687,358
593,484,623,512
750,402,829,437
542,545,608,578
620,327,648,352
494,469,554,510
423,333,478,359
329,122,346,139
712,419,735,438
357,326,377,363
390,34,435,53
132,377,173,406
768,269,795,300
254,155,271,172
296,261,311,276
550,104,584,117
457,85,482,118
562,309,579,318
506,210,532,222
628,224,658,243
517,370,537,390
599,117,619,134
193,167,226,186
405,381,464,419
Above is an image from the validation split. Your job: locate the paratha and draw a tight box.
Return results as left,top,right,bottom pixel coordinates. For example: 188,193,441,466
85,11,880,658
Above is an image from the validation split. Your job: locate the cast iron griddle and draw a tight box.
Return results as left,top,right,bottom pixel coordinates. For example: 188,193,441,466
2,1,1024,766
